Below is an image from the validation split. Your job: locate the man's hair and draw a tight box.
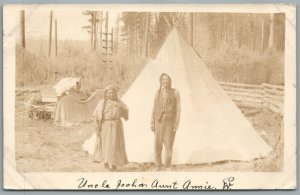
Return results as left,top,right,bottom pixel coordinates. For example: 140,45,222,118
159,73,172,88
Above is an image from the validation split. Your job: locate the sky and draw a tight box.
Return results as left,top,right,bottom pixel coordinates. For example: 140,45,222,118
23,9,119,41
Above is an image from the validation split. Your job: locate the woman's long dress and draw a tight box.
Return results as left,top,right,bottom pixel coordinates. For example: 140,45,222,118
93,99,128,166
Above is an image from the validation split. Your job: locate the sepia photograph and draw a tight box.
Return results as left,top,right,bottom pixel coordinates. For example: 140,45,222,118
3,4,296,190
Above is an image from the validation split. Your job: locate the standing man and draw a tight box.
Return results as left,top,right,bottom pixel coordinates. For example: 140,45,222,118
151,73,181,171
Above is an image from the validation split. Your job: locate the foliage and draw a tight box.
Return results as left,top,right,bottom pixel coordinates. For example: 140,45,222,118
16,45,48,86
16,12,285,88
203,47,284,85
16,38,147,90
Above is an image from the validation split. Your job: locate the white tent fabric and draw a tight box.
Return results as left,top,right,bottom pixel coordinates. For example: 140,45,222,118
83,28,272,165
53,77,80,97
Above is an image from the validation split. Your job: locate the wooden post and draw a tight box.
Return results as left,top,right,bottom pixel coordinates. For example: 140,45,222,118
90,13,94,52
233,14,237,47
115,24,119,54
191,12,193,46
19,10,25,86
144,13,149,57
20,10,25,48
111,28,113,54
55,19,57,56
105,12,108,56
135,19,138,57
115,13,119,54
268,13,274,49
48,11,53,57
261,16,265,53
48,11,53,80
94,12,97,52
99,12,102,54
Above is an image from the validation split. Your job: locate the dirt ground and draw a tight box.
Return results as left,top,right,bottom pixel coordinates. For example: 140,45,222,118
15,93,283,172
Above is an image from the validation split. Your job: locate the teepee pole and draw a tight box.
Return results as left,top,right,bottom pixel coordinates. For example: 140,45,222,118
163,14,172,29
174,13,185,27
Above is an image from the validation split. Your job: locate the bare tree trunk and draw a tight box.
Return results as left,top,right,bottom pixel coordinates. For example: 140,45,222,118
55,19,57,56
233,14,237,47
20,10,25,49
217,14,222,47
105,12,108,56
268,13,274,49
99,12,102,54
190,12,193,46
48,11,53,80
134,15,138,58
129,25,132,56
19,10,26,84
216,16,219,48
261,16,265,53
155,12,160,51
90,13,94,52
111,28,114,54
248,15,252,51
94,12,97,52
144,13,150,57
223,14,227,44
237,14,242,48
48,11,53,57
115,14,119,54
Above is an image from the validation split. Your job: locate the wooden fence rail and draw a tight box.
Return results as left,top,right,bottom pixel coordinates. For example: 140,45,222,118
219,82,284,116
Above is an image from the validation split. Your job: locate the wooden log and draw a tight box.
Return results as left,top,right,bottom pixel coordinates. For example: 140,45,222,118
234,102,263,108
15,89,40,94
222,86,264,94
218,81,263,89
263,93,284,101
218,81,285,115
230,96,263,104
228,96,263,104
263,87,284,95
263,97,283,108
231,99,263,105
262,83,285,90
264,102,282,114
15,110,29,116
225,91,263,98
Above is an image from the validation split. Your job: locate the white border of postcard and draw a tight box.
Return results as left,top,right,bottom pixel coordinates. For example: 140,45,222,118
3,4,296,190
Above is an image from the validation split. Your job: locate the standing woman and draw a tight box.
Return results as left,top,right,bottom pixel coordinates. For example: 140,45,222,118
93,85,129,171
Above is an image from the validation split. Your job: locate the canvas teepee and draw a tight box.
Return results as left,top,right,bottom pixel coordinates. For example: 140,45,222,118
121,28,272,164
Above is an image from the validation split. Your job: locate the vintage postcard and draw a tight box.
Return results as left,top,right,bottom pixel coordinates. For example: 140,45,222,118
3,4,296,190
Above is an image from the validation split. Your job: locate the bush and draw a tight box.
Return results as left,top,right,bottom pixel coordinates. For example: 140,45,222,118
202,46,284,85
16,41,148,91
16,45,48,86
